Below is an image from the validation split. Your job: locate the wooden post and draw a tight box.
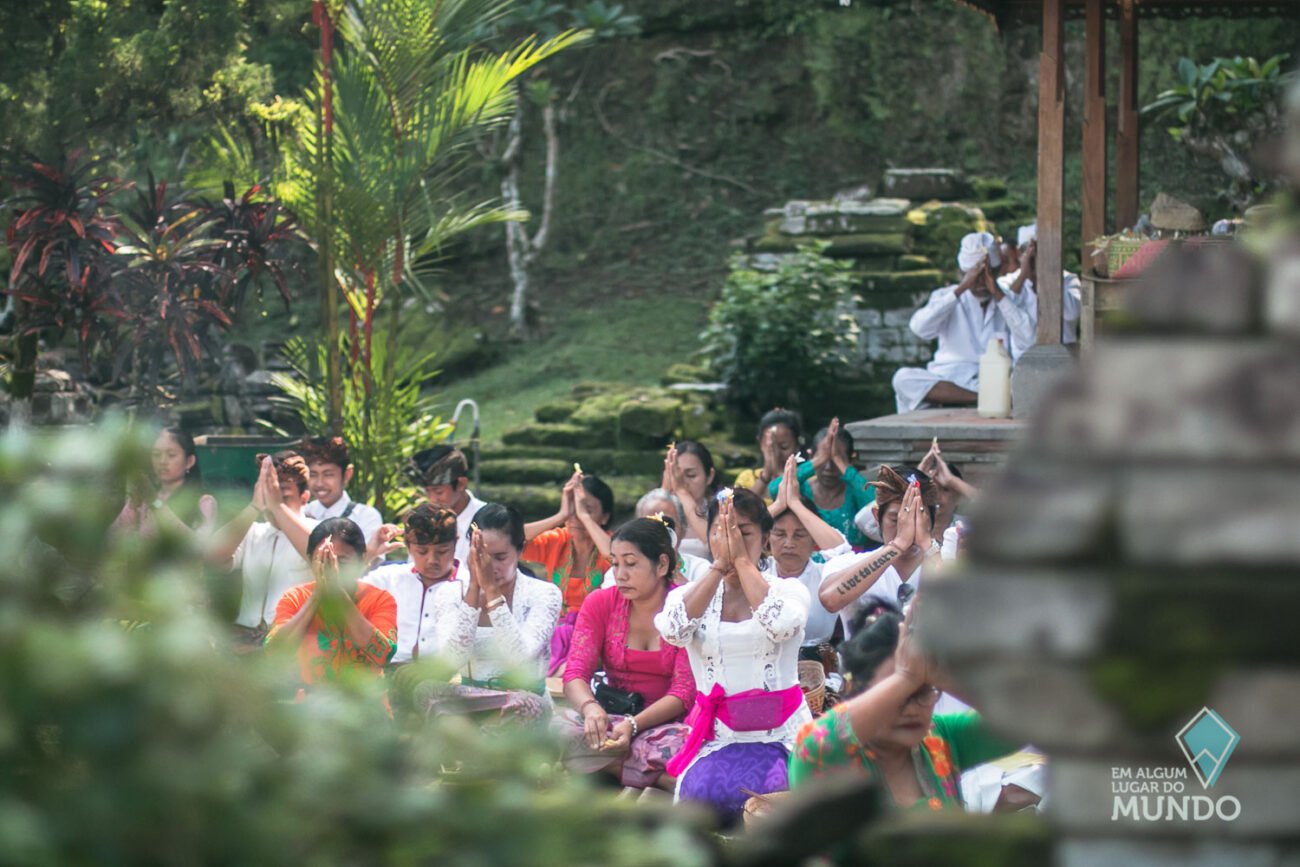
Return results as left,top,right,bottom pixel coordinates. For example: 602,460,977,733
1116,0,1140,230
1081,0,1107,273
1035,0,1065,346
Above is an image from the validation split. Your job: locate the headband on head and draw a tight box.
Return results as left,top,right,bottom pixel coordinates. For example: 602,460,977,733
869,465,939,509
405,445,466,487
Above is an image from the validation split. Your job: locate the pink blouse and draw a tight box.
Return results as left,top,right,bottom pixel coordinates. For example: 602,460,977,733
564,586,696,713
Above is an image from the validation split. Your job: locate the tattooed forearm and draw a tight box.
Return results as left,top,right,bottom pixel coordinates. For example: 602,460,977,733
835,546,901,596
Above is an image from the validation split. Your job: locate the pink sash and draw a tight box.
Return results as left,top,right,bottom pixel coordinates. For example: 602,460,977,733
665,682,806,777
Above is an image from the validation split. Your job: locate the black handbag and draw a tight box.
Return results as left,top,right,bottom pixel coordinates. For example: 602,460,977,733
594,681,645,716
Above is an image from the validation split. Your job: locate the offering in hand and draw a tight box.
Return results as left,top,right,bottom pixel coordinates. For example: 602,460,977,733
715,486,735,504
573,462,583,475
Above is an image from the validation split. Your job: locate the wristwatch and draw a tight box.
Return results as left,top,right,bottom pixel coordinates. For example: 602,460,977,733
926,539,942,557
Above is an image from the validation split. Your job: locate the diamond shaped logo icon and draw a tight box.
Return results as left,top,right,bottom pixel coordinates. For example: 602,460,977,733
1175,707,1240,789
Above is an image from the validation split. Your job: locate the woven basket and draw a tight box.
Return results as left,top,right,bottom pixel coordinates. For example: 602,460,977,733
798,659,827,715
1106,237,1148,277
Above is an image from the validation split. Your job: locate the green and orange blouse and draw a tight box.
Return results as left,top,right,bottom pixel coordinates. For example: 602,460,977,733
788,707,1015,810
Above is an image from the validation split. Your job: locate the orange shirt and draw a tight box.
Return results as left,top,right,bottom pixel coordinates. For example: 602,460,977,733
522,527,610,615
268,582,398,685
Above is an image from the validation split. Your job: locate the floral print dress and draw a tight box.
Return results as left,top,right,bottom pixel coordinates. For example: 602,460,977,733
788,708,1015,810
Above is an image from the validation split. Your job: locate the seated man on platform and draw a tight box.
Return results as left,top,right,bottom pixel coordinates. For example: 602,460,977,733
891,232,1037,413
998,222,1083,345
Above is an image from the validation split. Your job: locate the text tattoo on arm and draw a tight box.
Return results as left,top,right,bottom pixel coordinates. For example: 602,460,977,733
835,547,901,596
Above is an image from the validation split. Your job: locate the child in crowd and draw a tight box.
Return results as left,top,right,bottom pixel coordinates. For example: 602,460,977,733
364,504,462,665
300,435,384,544
407,445,486,567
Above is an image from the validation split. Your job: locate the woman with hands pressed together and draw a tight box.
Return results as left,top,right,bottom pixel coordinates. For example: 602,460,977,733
264,518,399,691
660,440,719,562
767,455,853,651
819,469,943,637
559,517,695,790
918,439,979,542
767,418,874,549
522,470,614,676
733,409,804,503
429,504,563,725
655,488,811,826
789,599,1018,810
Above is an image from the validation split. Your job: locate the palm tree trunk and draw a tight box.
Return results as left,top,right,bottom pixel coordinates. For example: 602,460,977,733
314,0,343,433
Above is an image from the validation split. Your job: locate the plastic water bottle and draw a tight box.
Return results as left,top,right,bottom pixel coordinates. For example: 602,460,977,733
978,337,1012,418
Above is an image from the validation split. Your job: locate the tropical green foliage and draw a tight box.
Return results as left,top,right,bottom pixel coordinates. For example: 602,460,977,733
267,333,452,516
700,245,861,416
0,1,311,164
201,0,588,442
1143,54,1296,208
0,420,717,865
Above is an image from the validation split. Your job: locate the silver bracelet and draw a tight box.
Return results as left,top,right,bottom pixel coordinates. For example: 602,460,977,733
627,716,639,738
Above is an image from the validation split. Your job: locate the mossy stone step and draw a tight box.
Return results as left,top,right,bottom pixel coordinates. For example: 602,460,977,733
501,423,612,450
478,458,575,485
778,213,912,236
754,232,910,256
483,447,667,478
535,399,581,423
479,475,662,522
853,270,944,294
975,197,1033,224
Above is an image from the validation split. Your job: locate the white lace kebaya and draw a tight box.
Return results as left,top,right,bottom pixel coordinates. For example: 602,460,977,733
654,573,813,773
431,570,562,687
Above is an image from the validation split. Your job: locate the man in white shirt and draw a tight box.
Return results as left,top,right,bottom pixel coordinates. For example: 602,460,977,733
998,222,1083,345
300,435,384,544
406,445,485,567
207,451,318,648
820,465,942,639
891,232,1038,413
363,503,461,665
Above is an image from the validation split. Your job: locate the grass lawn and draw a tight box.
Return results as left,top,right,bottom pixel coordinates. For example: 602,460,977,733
435,292,712,444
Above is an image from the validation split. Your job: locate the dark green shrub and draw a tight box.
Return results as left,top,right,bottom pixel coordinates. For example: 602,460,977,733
700,244,861,415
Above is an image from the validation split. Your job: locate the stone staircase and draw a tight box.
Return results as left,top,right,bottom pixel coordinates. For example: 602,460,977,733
478,381,758,522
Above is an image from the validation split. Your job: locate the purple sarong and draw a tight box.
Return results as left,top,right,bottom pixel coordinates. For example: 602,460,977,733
676,742,790,827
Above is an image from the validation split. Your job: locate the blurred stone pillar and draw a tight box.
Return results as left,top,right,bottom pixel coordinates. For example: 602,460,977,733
923,231,1300,864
